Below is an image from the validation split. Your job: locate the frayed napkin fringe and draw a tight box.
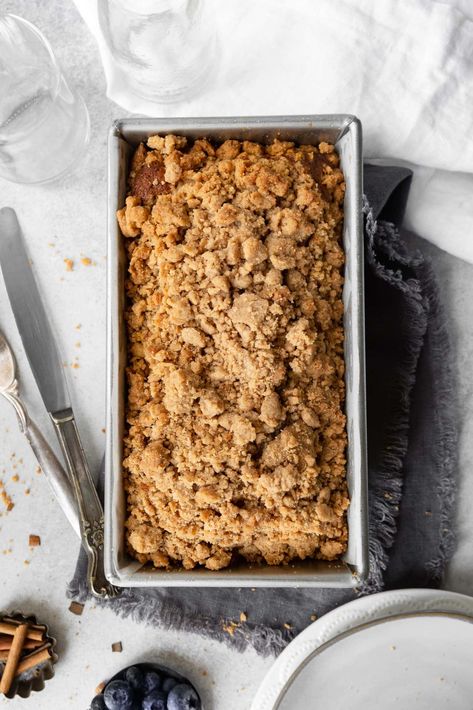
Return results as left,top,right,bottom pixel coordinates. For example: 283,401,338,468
359,203,428,594
66,582,290,656
417,258,457,581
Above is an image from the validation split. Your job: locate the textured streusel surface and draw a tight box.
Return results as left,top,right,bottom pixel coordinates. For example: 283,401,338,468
117,134,349,570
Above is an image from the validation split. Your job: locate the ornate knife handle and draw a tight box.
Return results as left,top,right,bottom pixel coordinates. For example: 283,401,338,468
50,408,120,599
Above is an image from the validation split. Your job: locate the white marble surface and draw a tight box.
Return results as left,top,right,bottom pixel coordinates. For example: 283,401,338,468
0,2,472,708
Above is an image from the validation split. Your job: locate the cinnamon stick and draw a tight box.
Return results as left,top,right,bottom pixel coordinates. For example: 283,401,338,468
0,636,41,651
0,621,44,642
0,623,28,694
15,644,51,676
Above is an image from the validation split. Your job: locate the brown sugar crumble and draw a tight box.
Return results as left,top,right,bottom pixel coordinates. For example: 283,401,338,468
68,601,85,616
64,258,74,272
81,257,92,266
118,134,348,572
0,483,14,512
29,534,41,547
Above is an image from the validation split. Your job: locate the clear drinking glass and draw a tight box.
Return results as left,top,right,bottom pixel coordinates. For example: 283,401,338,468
0,15,90,184
98,0,218,103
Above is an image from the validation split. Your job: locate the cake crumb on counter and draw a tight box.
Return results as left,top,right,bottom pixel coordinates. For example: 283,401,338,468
69,601,85,616
0,483,14,512
64,258,74,272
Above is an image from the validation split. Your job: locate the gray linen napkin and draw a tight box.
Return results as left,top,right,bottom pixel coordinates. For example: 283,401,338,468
68,164,457,656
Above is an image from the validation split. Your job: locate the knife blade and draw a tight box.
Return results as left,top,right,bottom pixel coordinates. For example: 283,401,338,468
0,207,68,413
0,207,119,599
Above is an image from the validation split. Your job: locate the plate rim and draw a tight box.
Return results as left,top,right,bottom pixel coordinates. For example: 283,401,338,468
273,609,473,709
251,588,473,710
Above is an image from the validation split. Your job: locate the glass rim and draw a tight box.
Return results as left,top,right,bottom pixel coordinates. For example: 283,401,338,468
102,0,193,18
3,13,61,99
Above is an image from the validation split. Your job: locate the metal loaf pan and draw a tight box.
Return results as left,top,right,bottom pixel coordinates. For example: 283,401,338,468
105,115,368,588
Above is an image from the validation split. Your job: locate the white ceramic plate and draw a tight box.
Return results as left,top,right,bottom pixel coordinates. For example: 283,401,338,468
251,589,473,710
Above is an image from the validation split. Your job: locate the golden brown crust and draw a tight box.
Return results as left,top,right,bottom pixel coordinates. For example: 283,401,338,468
118,135,349,571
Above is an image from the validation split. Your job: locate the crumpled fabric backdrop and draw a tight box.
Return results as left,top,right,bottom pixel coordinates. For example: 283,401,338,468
69,165,457,656
73,0,473,263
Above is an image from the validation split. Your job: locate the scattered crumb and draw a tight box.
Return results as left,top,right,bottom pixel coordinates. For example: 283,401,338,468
69,601,85,616
24,560,30,565
101,428,106,434
0,487,14,512
95,682,106,694
71,363,80,370
29,534,41,547
64,258,74,272
201,670,208,677
391,645,397,651
75,342,81,348
239,612,247,623
81,257,92,266
310,614,318,622
11,474,19,483
222,621,239,636
36,467,42,475
75,324,81,330
24,488,30,496
425,510,432,516
111,642,123,653
283,623,292,630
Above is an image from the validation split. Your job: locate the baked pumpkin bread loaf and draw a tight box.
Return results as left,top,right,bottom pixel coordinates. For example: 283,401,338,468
117,134,349,571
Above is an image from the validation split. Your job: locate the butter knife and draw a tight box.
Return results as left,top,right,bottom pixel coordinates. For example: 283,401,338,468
0,207,119,599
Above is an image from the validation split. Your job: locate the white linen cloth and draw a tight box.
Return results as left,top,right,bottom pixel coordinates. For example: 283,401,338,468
73,0,473,263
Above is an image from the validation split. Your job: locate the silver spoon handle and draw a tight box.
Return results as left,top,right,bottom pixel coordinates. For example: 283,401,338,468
50,407,120,600
3,391,81,538
26,419,82,538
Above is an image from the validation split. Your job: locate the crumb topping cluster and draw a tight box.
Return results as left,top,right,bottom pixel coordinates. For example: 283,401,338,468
117,134,349,570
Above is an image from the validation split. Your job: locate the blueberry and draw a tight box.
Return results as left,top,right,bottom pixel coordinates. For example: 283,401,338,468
104,680,135,710
167,684,201,710
143,671,161,694
141,690,167,710
161,677,178,694
90,696,106,710
125,666,144,692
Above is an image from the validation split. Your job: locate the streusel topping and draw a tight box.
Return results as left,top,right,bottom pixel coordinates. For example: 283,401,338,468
117,135,348,570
